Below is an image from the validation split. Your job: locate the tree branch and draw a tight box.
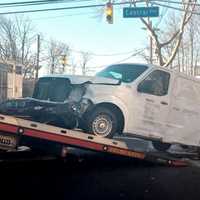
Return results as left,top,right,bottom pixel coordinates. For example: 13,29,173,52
163,0,197,67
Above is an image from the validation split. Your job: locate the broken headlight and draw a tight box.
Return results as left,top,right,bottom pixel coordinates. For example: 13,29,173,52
69,98,92,117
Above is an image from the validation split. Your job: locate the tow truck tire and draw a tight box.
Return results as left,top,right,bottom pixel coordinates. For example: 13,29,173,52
85,107,119,138
152,141,171,152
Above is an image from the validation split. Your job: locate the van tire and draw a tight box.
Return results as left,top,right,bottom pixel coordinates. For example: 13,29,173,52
152,141,171,151
85,107,119,138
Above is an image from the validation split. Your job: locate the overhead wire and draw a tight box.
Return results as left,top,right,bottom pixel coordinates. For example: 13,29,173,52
112,48,145,63
89,48,146,70
0,0,199,9
0,1,147,15
39,37,141,58
0,0,69,6
69,48,141,57
153,0,200,7
0,0,94,8
31,11,97,20
151,2,200,15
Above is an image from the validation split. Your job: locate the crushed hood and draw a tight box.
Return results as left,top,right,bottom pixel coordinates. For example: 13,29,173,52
43,74,120,85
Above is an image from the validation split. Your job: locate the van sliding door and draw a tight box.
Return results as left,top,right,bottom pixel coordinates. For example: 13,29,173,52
134,70,171,140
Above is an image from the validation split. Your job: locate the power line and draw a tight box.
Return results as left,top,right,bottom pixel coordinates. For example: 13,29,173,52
113,49,145,63
69,48,139,57
0,3,107,15
0,0,199,10
0,1,145,15
31,11,97,20
31,5,123,21
1,0,198,19
0,0,199,16
90,49,145,69
0,0,81,6
152,2,200,15
0,0,52,6
40,37,141,58
154,0,200,7
0,0,94,9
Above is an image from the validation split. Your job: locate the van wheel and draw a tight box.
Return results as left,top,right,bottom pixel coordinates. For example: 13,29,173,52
85,107,119,138
152,141,171,152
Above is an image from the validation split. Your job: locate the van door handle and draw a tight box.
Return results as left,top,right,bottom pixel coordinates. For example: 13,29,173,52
160,101,168,105
145,98,154,103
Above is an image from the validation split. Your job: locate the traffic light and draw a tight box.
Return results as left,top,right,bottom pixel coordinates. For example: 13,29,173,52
106,2,113,24
61,55,67,66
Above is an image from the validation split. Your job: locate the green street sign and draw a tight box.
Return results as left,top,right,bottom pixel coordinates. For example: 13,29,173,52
123,7,159,18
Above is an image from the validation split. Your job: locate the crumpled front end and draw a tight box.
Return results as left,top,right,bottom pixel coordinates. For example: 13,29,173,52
0,75,119,129
0,80,93,129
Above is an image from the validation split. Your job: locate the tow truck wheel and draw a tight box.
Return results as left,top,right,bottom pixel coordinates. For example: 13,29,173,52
152,141,171,152
85,107,118,138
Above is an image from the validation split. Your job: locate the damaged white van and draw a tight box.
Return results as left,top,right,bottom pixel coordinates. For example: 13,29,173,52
1,63,200,151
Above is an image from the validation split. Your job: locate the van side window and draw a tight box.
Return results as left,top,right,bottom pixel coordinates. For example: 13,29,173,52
138,70,170,96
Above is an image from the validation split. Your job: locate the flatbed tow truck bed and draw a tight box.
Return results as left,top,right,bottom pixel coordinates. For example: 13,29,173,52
0,114,198,167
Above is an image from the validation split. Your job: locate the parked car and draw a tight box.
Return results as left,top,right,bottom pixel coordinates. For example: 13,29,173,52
1,63,200,151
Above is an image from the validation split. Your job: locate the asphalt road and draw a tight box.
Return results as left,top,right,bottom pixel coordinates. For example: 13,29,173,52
1,152,200,200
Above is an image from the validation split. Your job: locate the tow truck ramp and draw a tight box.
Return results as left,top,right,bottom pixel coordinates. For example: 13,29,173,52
0,114,198,167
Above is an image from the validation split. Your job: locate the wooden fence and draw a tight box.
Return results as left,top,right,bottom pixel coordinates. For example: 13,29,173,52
0,62,22,102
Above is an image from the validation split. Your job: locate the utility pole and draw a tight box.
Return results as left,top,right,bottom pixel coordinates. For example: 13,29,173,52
149,20,153,64
12,62,16,98
147,0,153,64
35,34,40,80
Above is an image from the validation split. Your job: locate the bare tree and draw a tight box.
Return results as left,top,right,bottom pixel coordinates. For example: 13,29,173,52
79,52,91,75
47,39,70,74
188,14,200,75
162,10,200,75
70,58,77,75
15,16,35,65
0,16,18,61
0,16,37,79
137,0,197,67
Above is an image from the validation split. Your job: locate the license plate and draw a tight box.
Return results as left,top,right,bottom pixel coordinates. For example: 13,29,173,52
0,133,17,149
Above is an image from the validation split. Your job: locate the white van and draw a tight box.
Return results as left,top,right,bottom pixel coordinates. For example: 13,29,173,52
21,63,200,150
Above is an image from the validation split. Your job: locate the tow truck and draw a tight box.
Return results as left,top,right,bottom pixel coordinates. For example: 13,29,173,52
0,113,198,167
0,63,200,166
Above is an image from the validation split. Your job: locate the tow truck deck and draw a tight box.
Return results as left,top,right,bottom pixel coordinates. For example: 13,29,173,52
0,114,197,167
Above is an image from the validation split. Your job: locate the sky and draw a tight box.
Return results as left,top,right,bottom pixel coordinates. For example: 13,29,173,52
1,0,166,76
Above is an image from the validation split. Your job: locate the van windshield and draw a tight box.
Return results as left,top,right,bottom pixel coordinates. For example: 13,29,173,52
96,64,148,83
